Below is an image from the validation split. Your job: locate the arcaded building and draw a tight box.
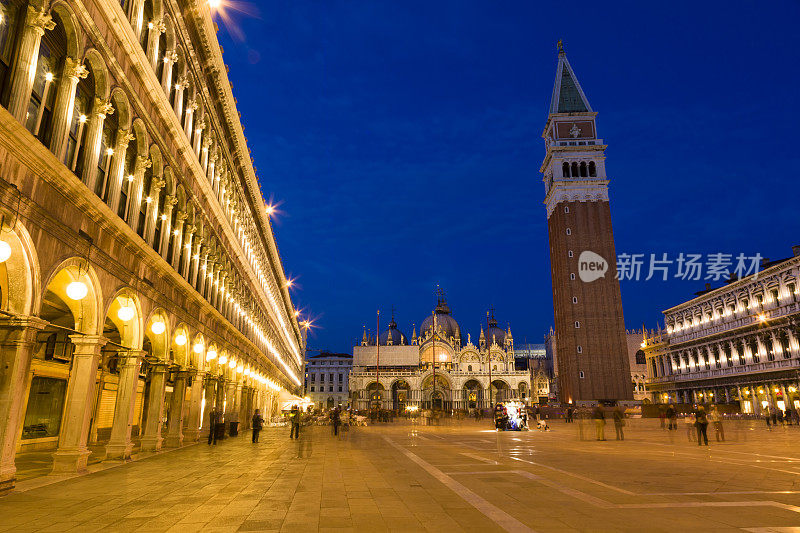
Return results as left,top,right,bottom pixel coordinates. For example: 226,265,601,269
0,0,303,494
541,45,632,405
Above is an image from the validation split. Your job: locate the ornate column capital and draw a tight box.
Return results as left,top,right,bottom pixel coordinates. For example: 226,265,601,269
175,210,189,223
117,129,135,150
187,100,198,112
165,49,178,63
163,195,178,209
26,6,56,35
151,176,166,191
196,119,206,131
63,57,89,81
93,98,114,119
152,19,166,34
175,75,189,88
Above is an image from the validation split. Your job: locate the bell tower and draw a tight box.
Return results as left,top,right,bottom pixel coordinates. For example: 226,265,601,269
541,43,632,404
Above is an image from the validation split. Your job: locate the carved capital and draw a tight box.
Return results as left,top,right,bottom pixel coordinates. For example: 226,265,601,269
151,176,166,191
196,119,206,131
175,210,188,223
153,19,166,34
163,195,178,209
165,49,178,63
63,57,89,81
94,98,114,119
176,75,189,88
26,6,55,34
202,137,212,148
187,100,198,111
137,154,152,170
116,129,135,150
185,224,197,235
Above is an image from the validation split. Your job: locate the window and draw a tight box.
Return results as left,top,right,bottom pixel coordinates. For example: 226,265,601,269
329,386,333,392
575,321,580,328
310,386,314,392
320,374,325,383
789,283,797,302
562,162,570,178
588,161,596,177
329,373,333,382
310,374,315,382
22,377,67,439
577,346,582,354
568,250,573,258
564,206,569,213
468,364,472,372
338,387,342,392
635,350,645,365
572,297,578,304
771,289,779,304
579,371,585,379
338,373,343,382
566,228,571,235
570,273,576,280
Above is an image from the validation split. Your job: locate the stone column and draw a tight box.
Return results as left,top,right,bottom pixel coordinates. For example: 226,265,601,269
146,19,165,70
201,138,211,173
105,351,143,460
170,211,187,268
164,371,188,447
190,238,203,287
180,225,195,278
128,155,152,232
0,317,46,493
183,371,205,442
81,98,114,192
173,75,187,119
183,100,197,138
8,6,55,123
193,119,205,156
225,379,237,421
161,49,177,94
106,129,133,210
143,176,165,246
208,153,218,192
159,195,177,259
50,57,88,161
51,335,107,473
139,362,168,452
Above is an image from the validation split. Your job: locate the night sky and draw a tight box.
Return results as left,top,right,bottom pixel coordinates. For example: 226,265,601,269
216,1,800,354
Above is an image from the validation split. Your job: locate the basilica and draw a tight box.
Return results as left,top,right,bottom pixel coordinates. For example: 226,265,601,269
349,294,540,411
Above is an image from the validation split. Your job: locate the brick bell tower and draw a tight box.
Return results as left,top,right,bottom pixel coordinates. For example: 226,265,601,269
541,43,632,405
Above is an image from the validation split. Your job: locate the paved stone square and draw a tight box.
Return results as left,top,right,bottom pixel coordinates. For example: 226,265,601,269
2,419,800,532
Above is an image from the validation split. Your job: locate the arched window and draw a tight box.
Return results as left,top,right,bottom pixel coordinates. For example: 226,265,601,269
119,139,136,220
27,12,68,143
137,164,152,237
69,67,93,172
579,162,588,177
152,186,166,251
562,162,570,178
0,0,24,108
96,109,117,199
140,1,153,49
571,162,578,177
635,350,645,365
588,161,596,177
736,342,745,365
748,339,759,363
155,28,167,79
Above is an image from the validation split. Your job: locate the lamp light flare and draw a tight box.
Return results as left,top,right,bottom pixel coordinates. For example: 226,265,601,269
175,332,187,346
66,281,88,301
0,240,11,263
151,321,166,335
117,304,135,322
193,342,204,354
45,72,53,82
206,349,217,361
218,354,228,365
228,358,236,369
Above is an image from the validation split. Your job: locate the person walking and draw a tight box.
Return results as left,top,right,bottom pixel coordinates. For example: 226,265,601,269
566,406,574,423
612,406,625,441
685,412,696,442
666,404,678,431
251,409,264,443
207,408,219,445
331,407,341,436
289,404,301,439
708,405,724,442
695,406,709,446
592,404,606,441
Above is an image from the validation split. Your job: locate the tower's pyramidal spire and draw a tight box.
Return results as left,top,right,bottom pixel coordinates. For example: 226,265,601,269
549,42,592,115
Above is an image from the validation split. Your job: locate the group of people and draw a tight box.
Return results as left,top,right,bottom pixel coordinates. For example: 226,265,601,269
205,408,266,445
661,404,725,445
591,405,627,441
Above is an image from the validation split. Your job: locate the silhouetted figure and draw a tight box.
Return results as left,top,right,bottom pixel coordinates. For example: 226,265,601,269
612,406,625,441
252,409,264,443
566,407,574,423
331,407,341,436
208,409,219,445
695,406,709,446
665,405,677,430
290,404,301,439
708,405,724,442
592,404,606,441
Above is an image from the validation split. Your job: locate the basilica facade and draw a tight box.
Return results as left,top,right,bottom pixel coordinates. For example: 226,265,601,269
349,295,532,411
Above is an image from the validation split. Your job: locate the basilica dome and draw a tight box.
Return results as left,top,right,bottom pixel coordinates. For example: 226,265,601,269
420,297,461,342
379,318,408,346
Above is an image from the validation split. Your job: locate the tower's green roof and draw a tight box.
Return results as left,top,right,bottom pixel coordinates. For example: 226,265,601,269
549,51,592,115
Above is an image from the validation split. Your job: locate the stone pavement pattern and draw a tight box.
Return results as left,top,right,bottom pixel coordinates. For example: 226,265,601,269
2,419,800,532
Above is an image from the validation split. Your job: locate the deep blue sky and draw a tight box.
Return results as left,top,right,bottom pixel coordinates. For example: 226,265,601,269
217,1,800,353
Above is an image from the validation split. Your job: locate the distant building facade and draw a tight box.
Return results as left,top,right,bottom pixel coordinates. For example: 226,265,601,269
514,343,554,403
644,249,800,415
349,293,531,411
541,45,632,405
625,328,652,402
305,352,352,409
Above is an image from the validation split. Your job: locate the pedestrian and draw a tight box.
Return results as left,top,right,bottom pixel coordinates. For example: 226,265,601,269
708,405,724,442
658,407,666,429
331,406,341,436
695,406,709,446
251,409,264,443
566,406,573,423
765,410,772,430
207,408,218,445
685,412,696,442
592,403,606,441
612,405,625,441
290,404,301,439
668,404,678,431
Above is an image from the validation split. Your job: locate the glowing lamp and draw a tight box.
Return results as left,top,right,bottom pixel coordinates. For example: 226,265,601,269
209,0,221,9
0,240,11,263
45,72,53,82
228,358,236,369
117,305,135,321
66,281,88,300
79,114,87,124
151,321,166,335
236,364,243,373
175,333,187,346
218,355,227,365
193,342,203,354
206,350,217,361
